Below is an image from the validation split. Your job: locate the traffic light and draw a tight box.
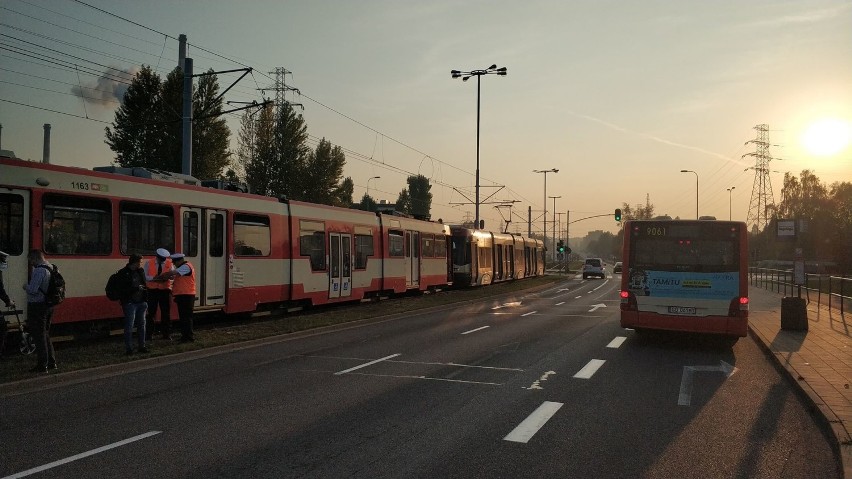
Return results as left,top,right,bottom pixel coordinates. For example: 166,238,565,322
557,240,565,253
614,208,622,222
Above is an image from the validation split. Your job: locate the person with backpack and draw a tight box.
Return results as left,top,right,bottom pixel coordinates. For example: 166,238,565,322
23,249,56,373
114,254,148,355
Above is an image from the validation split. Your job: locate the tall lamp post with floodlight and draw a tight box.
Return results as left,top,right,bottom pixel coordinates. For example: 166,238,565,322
534,168,559,265
727,186,735,220
451,64,507,229
680,169,699,219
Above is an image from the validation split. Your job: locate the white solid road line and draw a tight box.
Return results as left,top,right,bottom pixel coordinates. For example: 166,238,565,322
555,301,565,306
461,325,490,335
573,359,606,379
1,431,162,479
335,354,401,375
503,401,564,443
521,311,536,317
606,337,627,348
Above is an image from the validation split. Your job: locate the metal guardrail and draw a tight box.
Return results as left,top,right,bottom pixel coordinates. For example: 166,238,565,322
748,267,851,315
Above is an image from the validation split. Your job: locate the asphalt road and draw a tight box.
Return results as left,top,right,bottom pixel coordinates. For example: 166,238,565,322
0,275,842,478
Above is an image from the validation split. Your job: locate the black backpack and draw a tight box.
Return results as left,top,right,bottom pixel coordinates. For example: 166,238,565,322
105,270,123,301
37,264,66,306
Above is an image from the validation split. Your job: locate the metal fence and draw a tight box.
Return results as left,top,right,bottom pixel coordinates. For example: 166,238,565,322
748,267,852,315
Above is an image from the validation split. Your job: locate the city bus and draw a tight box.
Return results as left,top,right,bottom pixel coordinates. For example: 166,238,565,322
619,218,749,338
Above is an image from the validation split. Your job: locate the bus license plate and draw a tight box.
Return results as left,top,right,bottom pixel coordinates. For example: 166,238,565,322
668,306,696,315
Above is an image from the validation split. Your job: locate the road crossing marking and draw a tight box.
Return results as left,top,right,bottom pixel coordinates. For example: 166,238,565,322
503,401,563,443
335,353,401,375
2,431,162,479
606,336,627,348
573,359,606,379
461,326,490,335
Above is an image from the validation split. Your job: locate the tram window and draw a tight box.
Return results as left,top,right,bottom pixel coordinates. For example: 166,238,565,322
43,194,111,255
355,234,373,269
183,211,199,257
388,230,404,257
434,236,447,258
299,220,326,271
209,213,225,257
0,194,24,255
234,214,269,256
120,202,174,256
422,234,434,258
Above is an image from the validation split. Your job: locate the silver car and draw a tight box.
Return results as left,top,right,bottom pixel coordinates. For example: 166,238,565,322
582,258,606,279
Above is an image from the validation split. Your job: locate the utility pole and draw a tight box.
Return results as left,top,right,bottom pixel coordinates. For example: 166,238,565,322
744,124,777,234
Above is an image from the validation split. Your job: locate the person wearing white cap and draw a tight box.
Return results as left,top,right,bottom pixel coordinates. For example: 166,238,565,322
143,248,174,340
0,250,14,356
160,253,195,342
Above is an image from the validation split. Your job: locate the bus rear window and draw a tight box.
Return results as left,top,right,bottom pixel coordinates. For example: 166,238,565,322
631,237,737,272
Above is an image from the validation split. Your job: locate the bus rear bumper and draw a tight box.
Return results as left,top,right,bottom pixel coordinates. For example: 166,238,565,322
621,311,748,337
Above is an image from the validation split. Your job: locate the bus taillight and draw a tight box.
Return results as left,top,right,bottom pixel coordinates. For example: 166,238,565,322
620,290,637,311
729,297,749,316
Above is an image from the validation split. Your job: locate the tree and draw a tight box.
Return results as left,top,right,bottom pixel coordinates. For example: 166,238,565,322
191,69,231,179
272,103,310,199
105,65,232,178
407,175,432,220
357,194,378,212
241,104,278,196
302,138,346,205
335,177,354,208
395,189,411,214
104,65,163,167
238,102,309,199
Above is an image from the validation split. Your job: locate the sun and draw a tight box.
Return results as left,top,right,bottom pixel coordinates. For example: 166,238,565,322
801,118,852,156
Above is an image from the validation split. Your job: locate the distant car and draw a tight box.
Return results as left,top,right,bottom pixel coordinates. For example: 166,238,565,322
613,261,623,273
582,258,606,279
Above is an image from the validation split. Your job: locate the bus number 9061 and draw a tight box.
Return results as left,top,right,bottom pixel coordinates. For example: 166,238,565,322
645,226,666,236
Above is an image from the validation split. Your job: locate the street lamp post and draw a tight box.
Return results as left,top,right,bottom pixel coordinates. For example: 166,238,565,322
549,195,561,261
451,64,507,229
366,176,380,198
727,186,735,220
534,168,559,264
680,169,699,219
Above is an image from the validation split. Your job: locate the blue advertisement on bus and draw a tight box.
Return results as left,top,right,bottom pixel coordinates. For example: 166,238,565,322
627,269,739,299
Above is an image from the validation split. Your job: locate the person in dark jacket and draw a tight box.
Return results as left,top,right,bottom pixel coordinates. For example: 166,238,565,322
117,254,148,355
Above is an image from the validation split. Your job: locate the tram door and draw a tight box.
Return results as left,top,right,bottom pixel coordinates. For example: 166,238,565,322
0,190,29,316
406,231,419,288
180,207,227,307
328,233,352,299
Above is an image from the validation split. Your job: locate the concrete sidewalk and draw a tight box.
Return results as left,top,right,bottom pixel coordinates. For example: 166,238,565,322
748,287,851,479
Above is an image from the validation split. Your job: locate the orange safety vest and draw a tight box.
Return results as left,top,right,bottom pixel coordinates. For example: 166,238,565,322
145,258,174,290
172,261,196,296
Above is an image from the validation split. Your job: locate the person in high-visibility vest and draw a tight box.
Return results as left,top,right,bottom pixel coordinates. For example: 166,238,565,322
144,248,174,340
162,253,196,343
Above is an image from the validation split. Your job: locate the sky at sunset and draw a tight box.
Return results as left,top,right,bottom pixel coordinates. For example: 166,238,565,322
1,0,850,238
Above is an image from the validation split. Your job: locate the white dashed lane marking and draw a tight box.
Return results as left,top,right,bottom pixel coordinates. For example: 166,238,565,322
503,401,564,443
606,337,627,348
573,359,606,379
461,326,490,335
